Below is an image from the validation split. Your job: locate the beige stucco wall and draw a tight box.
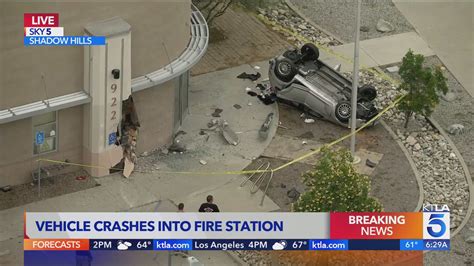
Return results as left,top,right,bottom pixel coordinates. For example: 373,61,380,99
0,1,193,186
132,80,176,154
0,0,190,109
0,106,84,186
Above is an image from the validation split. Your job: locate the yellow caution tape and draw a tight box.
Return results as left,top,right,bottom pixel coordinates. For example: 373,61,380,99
37,15,405,176
273,94,405,171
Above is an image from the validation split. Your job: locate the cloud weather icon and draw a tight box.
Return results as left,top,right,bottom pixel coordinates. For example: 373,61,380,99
272,240,287,250
117,241,132,250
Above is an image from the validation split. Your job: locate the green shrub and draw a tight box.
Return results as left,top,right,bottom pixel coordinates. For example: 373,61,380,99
397,49,448,128
294,147,382,212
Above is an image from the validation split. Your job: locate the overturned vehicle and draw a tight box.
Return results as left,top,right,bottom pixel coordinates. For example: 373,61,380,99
268,43,379,128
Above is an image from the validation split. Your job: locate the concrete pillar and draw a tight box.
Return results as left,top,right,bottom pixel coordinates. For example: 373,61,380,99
83,17,131,177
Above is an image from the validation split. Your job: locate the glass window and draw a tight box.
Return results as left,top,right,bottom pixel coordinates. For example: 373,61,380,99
33,112,57,155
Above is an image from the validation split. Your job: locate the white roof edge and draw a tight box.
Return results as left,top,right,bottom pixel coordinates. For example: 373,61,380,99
0,5,208,124
131,5,209,93
0,91,91,124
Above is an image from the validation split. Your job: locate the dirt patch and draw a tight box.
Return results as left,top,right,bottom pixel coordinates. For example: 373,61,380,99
0,169,97,210
244,157,312,211
274,103,419,212
209,27,227,43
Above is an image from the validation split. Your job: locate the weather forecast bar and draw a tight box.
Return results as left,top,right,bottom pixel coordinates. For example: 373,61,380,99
24,211,451,252
24,239,449,251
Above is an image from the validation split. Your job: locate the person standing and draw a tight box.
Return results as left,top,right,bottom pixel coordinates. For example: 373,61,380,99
198,195,220,212
177,203,184,212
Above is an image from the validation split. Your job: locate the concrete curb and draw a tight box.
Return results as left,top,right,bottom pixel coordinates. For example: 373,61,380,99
284,0,345,44
426,117,473,237
380,120,424,212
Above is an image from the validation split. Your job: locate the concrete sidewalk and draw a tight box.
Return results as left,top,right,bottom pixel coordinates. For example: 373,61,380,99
320,31,434,72
393,0,474,97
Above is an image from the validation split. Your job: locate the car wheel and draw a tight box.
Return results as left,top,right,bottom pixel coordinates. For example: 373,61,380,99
283,50,300,61
358,85,377,101
301,43,320,61
274,58,297,82
335,101,351,122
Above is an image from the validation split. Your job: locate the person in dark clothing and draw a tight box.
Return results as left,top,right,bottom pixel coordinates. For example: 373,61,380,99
177,203,184,212
198,195,220,212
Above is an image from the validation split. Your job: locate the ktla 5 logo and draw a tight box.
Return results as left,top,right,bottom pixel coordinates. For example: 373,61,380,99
423,212,450,239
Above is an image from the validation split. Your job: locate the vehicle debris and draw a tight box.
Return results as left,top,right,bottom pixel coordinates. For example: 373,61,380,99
121,126,138,165
207,119,219,128
237,72,261,81
118,96,141,178
257,93,277,105
169,140,186,153
123,157,134,178
287,187,300,200
75,175,87,181
221,121,239,146
259,113,274,140
256,83,268,91
1,185,12,192
211,108,223,117
366,159,377,168
386,66,399,73
447,124,465,135
175,130,187,138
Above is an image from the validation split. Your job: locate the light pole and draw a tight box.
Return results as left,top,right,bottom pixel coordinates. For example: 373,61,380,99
350,0,362,163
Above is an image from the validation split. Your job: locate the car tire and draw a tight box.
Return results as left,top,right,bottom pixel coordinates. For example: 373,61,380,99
301,43,320,61
274,58,297,82
335,101,352,122
283,50,300,61
358,85,377,101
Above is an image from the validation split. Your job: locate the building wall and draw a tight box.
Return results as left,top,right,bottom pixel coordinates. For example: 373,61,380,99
0,0,190,109
0,106,84,186
132,80,176,154
0,1,193,185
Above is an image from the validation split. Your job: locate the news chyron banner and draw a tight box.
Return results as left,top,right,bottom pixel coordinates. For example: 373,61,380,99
24,13,105,46
24,206,449,256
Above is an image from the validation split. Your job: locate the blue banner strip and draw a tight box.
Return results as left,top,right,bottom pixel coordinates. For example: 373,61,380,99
423,240,450,251
24,36,106,46
192,239,309,251
349,240,400,250
309,240,348,250
153,240,193,251
400,240,424,251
